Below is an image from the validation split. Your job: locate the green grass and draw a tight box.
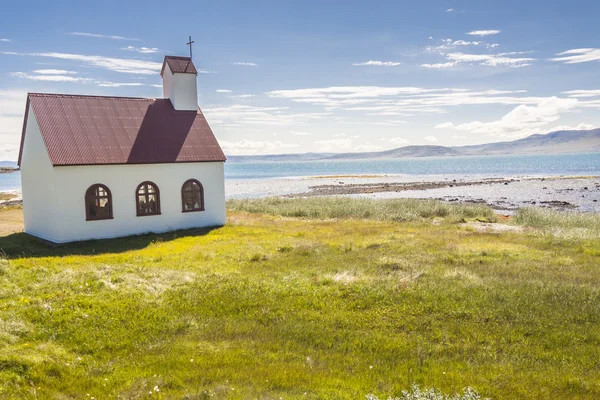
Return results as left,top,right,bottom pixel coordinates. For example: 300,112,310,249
515,207,600,239
0,200,599,398
227,197,498,223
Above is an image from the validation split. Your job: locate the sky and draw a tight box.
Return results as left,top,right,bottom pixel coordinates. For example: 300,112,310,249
1,0,600,159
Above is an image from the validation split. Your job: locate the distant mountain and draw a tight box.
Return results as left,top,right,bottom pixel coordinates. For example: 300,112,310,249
0,161,17,168
226,129,600,162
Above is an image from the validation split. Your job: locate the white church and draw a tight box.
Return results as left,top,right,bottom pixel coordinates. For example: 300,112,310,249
17,55,227,243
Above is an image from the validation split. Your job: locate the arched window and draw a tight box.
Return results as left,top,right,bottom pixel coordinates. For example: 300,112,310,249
136,181,161,216
85,184,113,221
181,179,204,212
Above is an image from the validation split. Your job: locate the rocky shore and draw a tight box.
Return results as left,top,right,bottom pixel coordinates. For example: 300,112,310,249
227,175,600,214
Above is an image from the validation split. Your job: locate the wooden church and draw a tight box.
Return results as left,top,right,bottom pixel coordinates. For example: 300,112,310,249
17,55,226,243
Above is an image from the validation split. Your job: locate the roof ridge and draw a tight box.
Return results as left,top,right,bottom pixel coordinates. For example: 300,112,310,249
28,92,157,101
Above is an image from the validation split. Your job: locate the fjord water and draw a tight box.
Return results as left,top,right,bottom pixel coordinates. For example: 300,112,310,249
1,153,600,191
224,153,600,180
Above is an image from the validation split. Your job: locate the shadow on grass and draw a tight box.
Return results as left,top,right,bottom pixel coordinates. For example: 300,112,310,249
0,226,221,259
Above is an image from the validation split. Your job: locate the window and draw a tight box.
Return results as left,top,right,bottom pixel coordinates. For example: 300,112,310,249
136,181,161,216
85,184,113,221
182,179,204,212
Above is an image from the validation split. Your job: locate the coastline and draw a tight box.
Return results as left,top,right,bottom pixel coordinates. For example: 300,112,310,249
225,174,600,214
4,174,600,213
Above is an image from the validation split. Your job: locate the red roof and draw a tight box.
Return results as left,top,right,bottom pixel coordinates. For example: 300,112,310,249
18,93,226,166
160,56,197,76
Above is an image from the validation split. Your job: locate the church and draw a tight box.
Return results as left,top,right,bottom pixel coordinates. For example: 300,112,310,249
17,55,227,243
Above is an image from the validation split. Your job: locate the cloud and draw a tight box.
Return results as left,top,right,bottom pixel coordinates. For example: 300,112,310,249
439,52,535,68
352,60,401,67
0,39,10,42
121,46,159,54
563,89,600,98
68,32,138,41
452,135,467,139
434,122,455,129
203,104,329,127
32,69,78,75
551,48,600,64
424,136,438,142
0,144,18,160
437,97,578,138
354,144,383,152
233,94,256,98
220,139,297,155
97,82,145,87
314,139,353,151
266,86,541,115
10,72,93,82
0,90,28,161
2,51,162,74
232,62,258,66
389,137,410,145
546,123,597,132
466,30,501,36
425,38,499,55
446,8,454,12
421,62,457,69
216,89,232,93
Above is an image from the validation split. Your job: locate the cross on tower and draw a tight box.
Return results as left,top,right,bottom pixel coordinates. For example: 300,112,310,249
186,36,195,59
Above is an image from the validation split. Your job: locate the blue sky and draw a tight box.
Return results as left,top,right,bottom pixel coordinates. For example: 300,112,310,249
1,0,600,158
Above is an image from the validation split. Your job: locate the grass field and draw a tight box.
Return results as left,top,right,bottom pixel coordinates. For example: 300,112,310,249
0,200,599,399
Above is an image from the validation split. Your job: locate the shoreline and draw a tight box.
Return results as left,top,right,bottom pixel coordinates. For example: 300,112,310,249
3,174,600,213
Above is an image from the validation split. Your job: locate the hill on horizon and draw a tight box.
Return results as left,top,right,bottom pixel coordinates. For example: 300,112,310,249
228,128,600,162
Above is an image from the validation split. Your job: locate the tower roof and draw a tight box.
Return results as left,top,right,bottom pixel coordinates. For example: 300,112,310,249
160,55,198,76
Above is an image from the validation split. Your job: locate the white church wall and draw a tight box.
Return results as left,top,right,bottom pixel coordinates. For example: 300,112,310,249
20,109,60,242
47,161,225,243
162,63,198,111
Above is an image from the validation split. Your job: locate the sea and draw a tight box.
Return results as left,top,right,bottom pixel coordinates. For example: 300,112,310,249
2,153,600,191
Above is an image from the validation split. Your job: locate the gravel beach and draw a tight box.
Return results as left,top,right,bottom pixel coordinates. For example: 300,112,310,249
225,175,600,214
3,175,599,213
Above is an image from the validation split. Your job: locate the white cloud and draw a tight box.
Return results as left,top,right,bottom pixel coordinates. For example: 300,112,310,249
267,86,541,115
32,69,78,75
435,122,455,129
0,39,10,42
121,46,159,54
546,123,596,132
68,32,138,41
314,139,353,151
425,38,499,55
424,136,438,142
452,135,467,139
551,48,600,64
0,116,23,135
437,97,579,138
444,52,535,68
389,137,410,145
97,82,145,87
354,144,383,152
466,30,501,36
446,8,454,12
0,90,27,161
203,104,329,127
232,62,258,66
563,89,600,98
220,139,297,155
10,72,93,82
421,62,457,69
2,51,162,75
352,60,402,67
233,94,256,98
216,89,232,93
